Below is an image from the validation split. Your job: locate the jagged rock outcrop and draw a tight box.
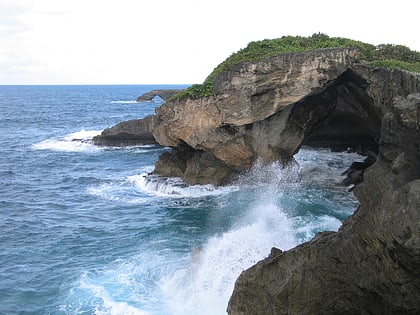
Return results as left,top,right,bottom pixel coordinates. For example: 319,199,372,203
92,115,157,146
227,93,420,314
92,89,183,146
153,48,420,184
136,89,183,102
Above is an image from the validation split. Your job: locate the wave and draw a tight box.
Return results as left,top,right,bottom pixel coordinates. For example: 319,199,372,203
293,214,343,243
128,173,238,198
158,154,355,314
295,146,365,185
81,281,147,315
59,149,361,315
61,270,152,315
158,160,301,314
109,100,137,104
87,182,149,205
161,203,297,315
32,129,102,153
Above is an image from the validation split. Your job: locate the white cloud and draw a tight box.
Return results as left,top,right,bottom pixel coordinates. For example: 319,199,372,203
0,0,419,84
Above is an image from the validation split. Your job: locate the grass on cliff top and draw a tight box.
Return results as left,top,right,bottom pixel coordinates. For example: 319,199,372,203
171,33,420,101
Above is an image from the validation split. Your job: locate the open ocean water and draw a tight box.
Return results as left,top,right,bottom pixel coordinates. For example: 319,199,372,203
0,85,363,315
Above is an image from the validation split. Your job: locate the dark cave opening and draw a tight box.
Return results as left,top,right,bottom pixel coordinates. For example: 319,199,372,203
303,69,380,156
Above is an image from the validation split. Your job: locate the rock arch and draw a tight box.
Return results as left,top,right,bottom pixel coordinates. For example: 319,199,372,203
153,49,419,185
94,48,419,185
136,89,183,102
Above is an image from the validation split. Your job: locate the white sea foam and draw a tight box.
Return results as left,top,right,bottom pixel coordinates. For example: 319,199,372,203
160,161,299,315
87,183,149,205
237,158,302,189
128,173,238,198
161,202,297,315
293,215,343,242
87,168,155,204
158,152,360,314
79,279,149,315
32,129,102,153
295,146,365,185
62,251,177,315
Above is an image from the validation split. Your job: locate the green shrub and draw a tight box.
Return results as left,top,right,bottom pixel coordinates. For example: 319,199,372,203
171,79,214,100
170,34,420,101
369,59,420,73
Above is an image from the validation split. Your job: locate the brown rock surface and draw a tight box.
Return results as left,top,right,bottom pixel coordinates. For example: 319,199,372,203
153,48,420,184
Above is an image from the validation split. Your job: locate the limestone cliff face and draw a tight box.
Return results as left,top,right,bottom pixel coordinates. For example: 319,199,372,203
153,48,420,184
227,94,420,314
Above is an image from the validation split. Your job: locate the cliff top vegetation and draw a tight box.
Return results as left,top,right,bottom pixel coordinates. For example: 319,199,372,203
172,33,420,100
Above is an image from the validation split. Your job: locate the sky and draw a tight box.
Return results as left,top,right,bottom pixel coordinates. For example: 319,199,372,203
1,0,419,85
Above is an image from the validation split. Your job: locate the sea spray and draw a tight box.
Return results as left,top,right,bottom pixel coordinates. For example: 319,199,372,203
160,160,301,315
32,129,102,152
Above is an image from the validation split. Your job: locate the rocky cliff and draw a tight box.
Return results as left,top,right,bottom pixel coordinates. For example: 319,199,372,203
152,48,419,184
227,93,420,314
93,115,157,146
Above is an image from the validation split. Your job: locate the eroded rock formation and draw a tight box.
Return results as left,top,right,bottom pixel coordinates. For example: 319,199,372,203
227,93,420,314
93,89,183,146
92,115,157,146
136,89,183,102
153,48,419,184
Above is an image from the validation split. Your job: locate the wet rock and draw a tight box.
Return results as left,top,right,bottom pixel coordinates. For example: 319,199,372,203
341,153,376,189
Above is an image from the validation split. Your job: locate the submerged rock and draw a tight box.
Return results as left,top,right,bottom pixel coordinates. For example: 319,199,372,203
227,94,420,315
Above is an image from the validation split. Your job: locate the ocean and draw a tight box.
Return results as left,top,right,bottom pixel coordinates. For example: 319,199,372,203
0,85,363,315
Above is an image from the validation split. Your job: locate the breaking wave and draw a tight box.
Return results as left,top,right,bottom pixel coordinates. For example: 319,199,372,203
128,173,238,198
32,129,102,153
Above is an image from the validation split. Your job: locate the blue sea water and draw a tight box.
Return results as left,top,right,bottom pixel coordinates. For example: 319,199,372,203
0,85,363,315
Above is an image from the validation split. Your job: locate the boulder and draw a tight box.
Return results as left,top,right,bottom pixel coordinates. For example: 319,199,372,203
227,94,420,315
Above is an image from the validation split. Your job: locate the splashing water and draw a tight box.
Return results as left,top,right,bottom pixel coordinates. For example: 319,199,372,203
159,160,303,315
32,129,102,152
128,173,238,198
